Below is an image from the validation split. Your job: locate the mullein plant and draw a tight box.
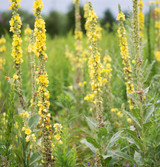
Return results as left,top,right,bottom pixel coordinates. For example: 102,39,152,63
28,31,37,114
101,51,113,111
33,0,53,165
132,0,145,104
84,2,104,127
117,6,135,111
153,1,160,61
9,0,26,110
0,36,6,99
138,0,144,45
73,0,83,85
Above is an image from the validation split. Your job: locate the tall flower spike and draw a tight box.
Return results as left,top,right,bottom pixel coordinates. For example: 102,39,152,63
0,36,6,98
33,0,52,166
9,0,26,110
138,0,144,45
84,2,104,127
28,31,37,113
132,0,144,102
117,5,135,110
154,1,160,61
73,0,83,84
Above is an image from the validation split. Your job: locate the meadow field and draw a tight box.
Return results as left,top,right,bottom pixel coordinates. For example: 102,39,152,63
0,0,160,166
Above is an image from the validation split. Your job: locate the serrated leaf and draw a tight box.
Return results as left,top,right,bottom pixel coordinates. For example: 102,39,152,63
29,114,40,130
81,139,96,153
107,131,122,148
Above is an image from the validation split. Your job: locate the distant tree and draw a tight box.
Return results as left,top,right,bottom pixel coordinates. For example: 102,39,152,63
45,11,67,37
101,9,115,32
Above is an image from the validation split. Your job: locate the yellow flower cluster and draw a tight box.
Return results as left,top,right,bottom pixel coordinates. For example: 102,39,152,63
116,13,125,21
102,53,112,84
33,0,44,16
84,2,104,127
154,5,160,61
9,0,21,11
117,9,135,110
33,0,52,164
84,2,89,19
85,8,102,101
111,108,132,124
0,37,6,53
150,0,160,5
24,26,32,41
9,8,23,65
53,123,63,145
154,51,160,61
138,0,144,41
20,110,36,146
34,18,47,61
73,0,84,84
0,37,6,72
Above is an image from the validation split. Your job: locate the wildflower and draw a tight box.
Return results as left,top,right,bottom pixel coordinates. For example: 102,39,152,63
33,0,52,164
9,0,25,110
127,118,132,123
26,135,30,142
73,0,84,84
116,12,125,21
58,140,63,145
25,128,31,135
154,51,160,61
54,134,61,140
85,2,104,127
117,5,135,110
138,0,144,43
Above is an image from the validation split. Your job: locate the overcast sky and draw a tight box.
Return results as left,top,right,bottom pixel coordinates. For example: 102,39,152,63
1,0,151,17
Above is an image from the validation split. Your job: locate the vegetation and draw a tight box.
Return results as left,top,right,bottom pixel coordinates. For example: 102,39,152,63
1,0,160,167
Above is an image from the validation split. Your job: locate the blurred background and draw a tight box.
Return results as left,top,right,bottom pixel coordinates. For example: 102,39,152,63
0,0,150,37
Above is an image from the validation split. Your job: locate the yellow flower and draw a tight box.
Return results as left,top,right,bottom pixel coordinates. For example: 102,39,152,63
26,135,30,142
58,140,63,145
13,74,18,79
25,128,31,135
116,13,125,21
33,0,44,16
54,134,61,140
127,118,132,123
155,51,160,61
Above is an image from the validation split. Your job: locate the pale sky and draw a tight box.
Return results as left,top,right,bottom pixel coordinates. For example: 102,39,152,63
0,0,151,17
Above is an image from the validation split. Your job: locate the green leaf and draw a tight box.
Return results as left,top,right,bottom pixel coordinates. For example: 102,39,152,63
134,151,144,166
86,136,100,148
107,131,122,148
101,155,112,166
124,111,141,129
29,114,40,130
98,127,107,138
125,129,143,150
85,116,98,130
81,139,96,153
111,150,136,164
29,153,41,166
144,105,154,123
